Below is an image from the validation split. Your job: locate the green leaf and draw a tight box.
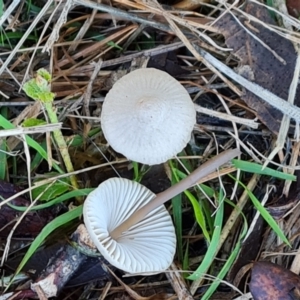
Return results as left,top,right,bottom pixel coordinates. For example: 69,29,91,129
23,80,54,102
22,118,47,127
37,68,52,81
32,175,69,201
23,69,55,102
231,174,291,247
233,159,296,181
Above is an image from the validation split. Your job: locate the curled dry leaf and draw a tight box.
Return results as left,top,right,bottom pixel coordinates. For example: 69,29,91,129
250,261,300,300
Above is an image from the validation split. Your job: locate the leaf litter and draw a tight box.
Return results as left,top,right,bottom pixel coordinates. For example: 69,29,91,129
2,0,300,299
214,1,300,134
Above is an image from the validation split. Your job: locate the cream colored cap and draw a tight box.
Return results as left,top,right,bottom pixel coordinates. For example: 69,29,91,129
101,68,196,165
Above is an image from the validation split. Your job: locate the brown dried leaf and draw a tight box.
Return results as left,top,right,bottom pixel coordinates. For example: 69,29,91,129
228,217,264,282
215,2,299,133
0,180,63,237
287,0,300,18
250,261,300,300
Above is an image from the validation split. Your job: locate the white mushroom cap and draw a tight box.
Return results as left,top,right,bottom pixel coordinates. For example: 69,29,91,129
101,68,196,165
83,177,176,274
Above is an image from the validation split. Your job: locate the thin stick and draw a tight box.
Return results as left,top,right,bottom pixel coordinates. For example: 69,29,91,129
111,148,240,240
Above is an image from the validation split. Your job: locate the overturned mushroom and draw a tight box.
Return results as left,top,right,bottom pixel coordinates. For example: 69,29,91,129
83,148,240,274
101,68,196,165
83,178,176,274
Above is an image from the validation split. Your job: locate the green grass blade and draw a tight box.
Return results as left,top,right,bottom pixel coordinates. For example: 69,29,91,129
15,206,83,275
0,0,3,17
66,128,101,147
185,189,210,242
0,107,7,180
266,0,276,19
202,239,241,299
0,138,6,180
32,177,69,201
183,241,189,275
169,153,194,263
132,161,140,182
201,203,248,299
231,175,291,246
8,188,93,211
0,32,37,43
170,161,183,263
30,140,48,171
172,192,182,262
187,189,224,280
248,190,290,246
174,168,211,242
233,159,296,181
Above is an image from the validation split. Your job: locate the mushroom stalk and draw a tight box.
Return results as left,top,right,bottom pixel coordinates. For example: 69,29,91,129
111,148,240,240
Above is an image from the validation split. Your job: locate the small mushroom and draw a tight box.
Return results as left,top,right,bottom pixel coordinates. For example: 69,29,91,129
83,148,240,274
83,177,176,274
101,68,196,165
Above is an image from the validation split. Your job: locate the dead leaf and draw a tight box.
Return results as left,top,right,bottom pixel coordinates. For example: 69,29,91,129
249,261,300,300
0,180,64,237
214,2,299,133
147,51,190,77
228,217,264,282
287,0,300,18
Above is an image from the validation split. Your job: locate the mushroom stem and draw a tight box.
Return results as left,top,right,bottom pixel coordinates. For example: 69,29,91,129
111,148,240,240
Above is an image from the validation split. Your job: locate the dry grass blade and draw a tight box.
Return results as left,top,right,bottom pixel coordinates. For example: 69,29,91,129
0,123,62,137
0,0,20,28
73,0,172,32
43,0,74,52
194,104,259,129
0,0,54,76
